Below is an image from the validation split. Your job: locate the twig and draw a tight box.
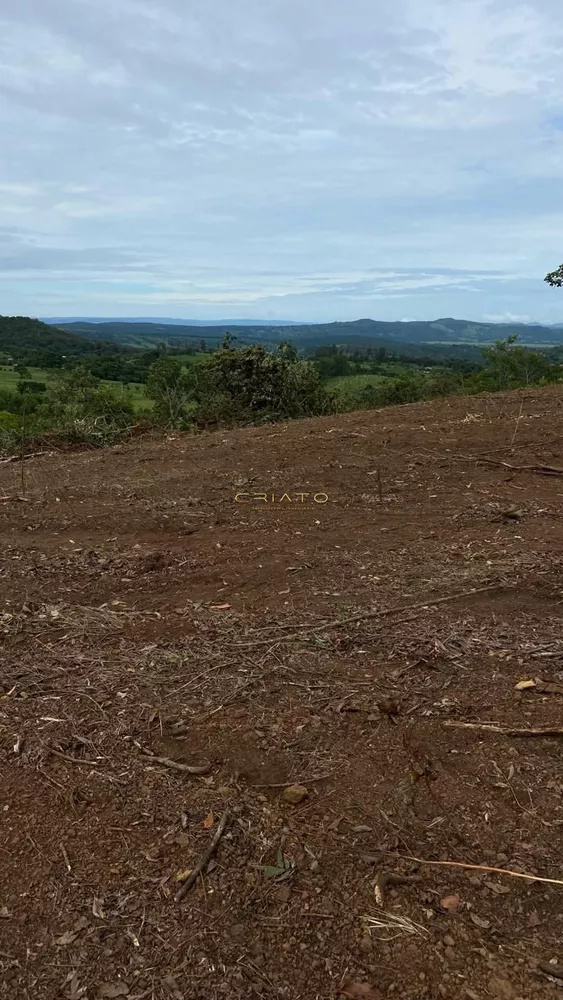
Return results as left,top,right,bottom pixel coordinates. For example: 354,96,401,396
139,752,211,775
471,457,563,477
0,495,28,502
49,749,101,767
251,771,335,788
60,843,72,872
384,852,563,886
0,450,51,465
374,871,420,906
509,396,525,451
175,810,230,901
376,466,383,503
233,584,509,647
444,721,563,737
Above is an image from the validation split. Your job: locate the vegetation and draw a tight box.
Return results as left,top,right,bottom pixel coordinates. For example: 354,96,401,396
545,264,563,287
53,315,563,350
0,308,562,456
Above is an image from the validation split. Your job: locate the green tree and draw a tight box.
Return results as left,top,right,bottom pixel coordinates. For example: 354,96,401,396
545,264,563,287
40,366,134,443
145,357,192,427
189,343,330,426
469,336,559,391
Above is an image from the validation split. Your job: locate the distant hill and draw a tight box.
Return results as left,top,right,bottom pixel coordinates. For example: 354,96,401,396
41,317,302,327
0,315,128,364
51,316,563,351
0,315,97,356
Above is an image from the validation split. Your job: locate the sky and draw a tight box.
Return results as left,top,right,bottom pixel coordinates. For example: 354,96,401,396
1,0,563,324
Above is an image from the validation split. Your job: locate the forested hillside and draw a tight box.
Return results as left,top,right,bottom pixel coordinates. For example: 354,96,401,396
53,316,563,351
0,315,114,365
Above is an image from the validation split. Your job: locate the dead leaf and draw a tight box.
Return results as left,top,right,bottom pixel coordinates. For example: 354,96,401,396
98,984,130,998
469,912,491,929
484,881,511,895
515,679,536,690
203,811,215,829
92,897,106,919
0,906,11,919
341,982,382,999
440,894,460,912
55,929,80,946
64,971,86,1000
175,868,193,883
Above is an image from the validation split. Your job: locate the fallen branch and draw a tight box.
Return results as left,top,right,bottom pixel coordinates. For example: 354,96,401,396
234,584,507,647
175,810,230,901
444,721,563,737
139,752,211,775
49,749,101,767
384,852,563,887
472,457,563,477
0,450,52,465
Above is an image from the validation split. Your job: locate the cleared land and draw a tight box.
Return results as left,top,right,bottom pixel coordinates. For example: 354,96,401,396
2,387,563,999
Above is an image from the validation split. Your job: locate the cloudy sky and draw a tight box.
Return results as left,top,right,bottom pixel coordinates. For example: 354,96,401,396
1,0,563,323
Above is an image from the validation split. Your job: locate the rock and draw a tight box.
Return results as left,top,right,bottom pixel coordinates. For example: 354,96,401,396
359,935,372,954
443,934,455,948
276,884,291,904
444,947,456,961
282,784,309,805
488,978,515,999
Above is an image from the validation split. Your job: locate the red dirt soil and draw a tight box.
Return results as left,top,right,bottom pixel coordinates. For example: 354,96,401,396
2,387,563,1000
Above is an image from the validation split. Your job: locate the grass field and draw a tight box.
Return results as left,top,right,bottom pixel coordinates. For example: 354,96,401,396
0,365,152,412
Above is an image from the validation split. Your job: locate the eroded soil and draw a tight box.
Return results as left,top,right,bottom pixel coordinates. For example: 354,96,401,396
2,387,563,999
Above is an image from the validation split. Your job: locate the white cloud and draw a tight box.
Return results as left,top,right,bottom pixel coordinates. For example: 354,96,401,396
0,0,562,320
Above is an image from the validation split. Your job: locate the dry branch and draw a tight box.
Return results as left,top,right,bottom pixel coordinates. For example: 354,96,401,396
472,457,563,477
139,752,211,775
234,584,508,647
175,810,230,902
385,853,563,887
0,450,52,465
49,749,101,767
444,721,563,737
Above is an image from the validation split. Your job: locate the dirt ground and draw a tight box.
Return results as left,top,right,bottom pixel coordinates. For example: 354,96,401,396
2,387,563,1000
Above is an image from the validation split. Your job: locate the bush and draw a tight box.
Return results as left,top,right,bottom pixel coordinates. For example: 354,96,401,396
189,343,330,425
145,357,193,428
38,366,135,445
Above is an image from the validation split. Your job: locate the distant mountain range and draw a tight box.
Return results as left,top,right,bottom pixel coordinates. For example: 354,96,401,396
41,316,302,327
3,314,563,369
50,316,563,350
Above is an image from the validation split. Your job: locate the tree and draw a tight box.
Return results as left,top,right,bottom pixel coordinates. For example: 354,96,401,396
545,264,563,287
189,343,330,426
471,336,558,390
39,365,134,443
145,357,192,427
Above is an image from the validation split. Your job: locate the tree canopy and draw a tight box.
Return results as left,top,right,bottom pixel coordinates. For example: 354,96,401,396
545,264,563,287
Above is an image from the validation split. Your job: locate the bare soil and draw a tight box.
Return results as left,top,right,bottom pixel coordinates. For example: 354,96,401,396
2,387,563,1000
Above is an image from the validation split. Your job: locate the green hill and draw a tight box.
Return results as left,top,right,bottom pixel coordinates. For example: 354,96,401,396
0,315,105,356
0,316,134,366
54,316,563,351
